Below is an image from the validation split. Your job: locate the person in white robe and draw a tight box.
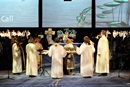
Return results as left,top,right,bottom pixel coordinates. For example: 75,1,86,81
48,37,67,79
6,29,11,39
35,37,43,70
76,36,95,78
26,30,31,39
95,30,110,76
1,31,5,37
11,30,16,36
12,37,22,74
16,30,22,37
26,37,38,77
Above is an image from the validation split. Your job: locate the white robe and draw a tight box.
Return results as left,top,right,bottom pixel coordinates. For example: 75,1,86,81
95,35,110,73
26,43,38,76
48,43,67,78
12,43,22,73
76,42,95,77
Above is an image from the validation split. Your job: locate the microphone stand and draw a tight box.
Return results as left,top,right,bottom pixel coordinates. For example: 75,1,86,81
6,47,14,80
118,45,125,79
0,46,14,80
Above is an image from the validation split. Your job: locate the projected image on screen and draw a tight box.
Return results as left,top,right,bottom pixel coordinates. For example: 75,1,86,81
42,0,92,27
0,0,38,27
96,0,130,27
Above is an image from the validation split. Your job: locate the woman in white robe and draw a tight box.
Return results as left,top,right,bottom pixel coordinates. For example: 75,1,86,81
48,37,67,79
12,37,22,74
26,37,38,77
95,30,110,76
76,36,95,78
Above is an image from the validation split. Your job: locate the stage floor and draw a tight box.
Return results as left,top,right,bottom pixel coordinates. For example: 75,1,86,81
0,66,130,87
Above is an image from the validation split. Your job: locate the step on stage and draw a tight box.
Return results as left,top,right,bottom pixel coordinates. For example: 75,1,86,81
0,69,130,87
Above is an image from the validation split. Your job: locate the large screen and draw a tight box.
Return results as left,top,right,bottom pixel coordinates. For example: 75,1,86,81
42,0,92,27
96,0,129,27
0,0,38,27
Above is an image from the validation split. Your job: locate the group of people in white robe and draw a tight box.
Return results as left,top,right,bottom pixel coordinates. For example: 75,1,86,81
0,29,31,39
11,29,110,78
12,36,43,77
48,30,109,78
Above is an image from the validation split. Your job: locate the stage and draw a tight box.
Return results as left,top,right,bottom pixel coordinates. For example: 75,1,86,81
0,65,130,87
0,45,130,87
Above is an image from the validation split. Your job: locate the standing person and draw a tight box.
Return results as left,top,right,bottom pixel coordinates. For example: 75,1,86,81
26,37,38,77
64,38,75,75
35,37,43,70
76,36,95,78
18,39,26,71
95,30,110,76
48,37,67,79
12,37,22,74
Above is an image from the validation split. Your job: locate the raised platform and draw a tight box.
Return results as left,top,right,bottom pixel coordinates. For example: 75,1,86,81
0,70,130,87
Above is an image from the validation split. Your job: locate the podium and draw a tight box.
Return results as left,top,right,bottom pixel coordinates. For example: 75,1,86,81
38,49,50,76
